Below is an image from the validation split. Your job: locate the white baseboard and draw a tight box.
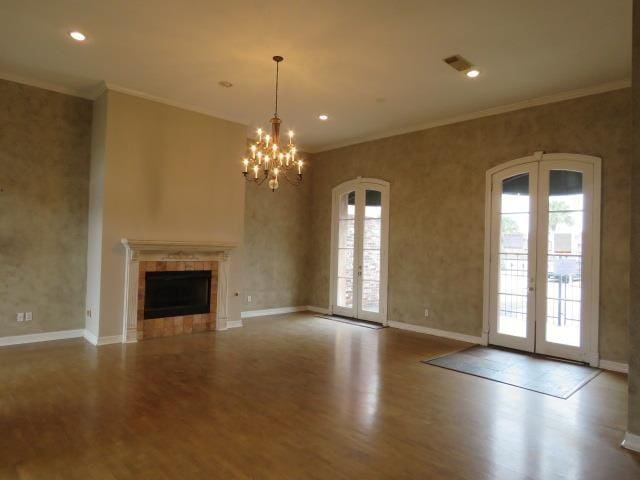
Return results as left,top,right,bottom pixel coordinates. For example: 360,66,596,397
306,305,331,315
241,306,307,318
0,328,85,347
599,359,629,373
388,321,484,344
83,330,123,346
226,320,243,329
622,432,640,453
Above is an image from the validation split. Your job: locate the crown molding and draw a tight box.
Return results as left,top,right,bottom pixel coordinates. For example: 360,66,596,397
310,79,631,154
0,71,97,99
0,72,247,126
1,71,629,153
103,82,247,128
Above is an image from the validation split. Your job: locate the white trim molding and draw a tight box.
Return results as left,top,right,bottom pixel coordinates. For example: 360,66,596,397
1,72,629,155
0,71,98,99
0,329,84,347
307,305,331,315
241,306,307,318
120,239,238,342
388,321,483,344
622,432,640,453
226,320,243,329
599,360,629,373
103,82,247,128
312,80,630,153
83,330,123,346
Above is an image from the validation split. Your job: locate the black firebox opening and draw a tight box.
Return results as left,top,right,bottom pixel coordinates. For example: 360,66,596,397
144,270,212,320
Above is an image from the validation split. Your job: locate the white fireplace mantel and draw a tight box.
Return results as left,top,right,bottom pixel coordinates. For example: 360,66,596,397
121,239,238,342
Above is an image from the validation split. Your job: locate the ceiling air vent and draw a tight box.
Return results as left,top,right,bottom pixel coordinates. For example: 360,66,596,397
443,55,472,72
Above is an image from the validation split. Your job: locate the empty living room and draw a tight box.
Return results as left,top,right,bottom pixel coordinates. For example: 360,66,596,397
1,1,640,478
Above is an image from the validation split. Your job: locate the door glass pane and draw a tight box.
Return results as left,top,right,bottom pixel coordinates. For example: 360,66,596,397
497,173,529,338
337,191,356,308
361,189,382,313
545,171,583,347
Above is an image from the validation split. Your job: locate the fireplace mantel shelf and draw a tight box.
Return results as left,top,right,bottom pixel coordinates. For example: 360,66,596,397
121,239,238,254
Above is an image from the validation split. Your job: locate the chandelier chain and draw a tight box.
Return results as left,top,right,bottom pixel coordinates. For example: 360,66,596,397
274,59,279,118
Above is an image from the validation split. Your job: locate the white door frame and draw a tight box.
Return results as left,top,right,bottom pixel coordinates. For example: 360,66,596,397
329,177,390,324
482,152,601,366
487,162,538,353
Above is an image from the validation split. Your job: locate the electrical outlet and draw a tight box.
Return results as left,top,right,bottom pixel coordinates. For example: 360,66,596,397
25,312,32,321
424,308,429,318
86,309,92,318
247,295,252,303
17,312,24,322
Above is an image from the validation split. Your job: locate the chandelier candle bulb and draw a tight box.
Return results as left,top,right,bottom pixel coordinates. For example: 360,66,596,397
241,55,303,191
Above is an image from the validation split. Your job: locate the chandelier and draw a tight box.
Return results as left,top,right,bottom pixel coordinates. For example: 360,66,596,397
242,56,303,191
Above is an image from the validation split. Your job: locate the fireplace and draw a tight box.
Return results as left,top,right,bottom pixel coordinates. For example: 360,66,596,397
121,239,237,343
144,270,212,319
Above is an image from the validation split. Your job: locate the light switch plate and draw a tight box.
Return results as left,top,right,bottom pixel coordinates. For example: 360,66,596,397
17,312,24,322
25,312,32,321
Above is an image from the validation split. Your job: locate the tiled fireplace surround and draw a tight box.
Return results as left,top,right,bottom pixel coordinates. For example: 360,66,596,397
137,260,218,340
121,239,236,342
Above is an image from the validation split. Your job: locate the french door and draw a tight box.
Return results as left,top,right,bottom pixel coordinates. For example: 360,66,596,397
487,154,600,364
331,178,389,324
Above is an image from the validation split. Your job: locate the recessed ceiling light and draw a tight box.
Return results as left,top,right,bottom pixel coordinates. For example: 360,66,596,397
69,31,86,42
319,114,329,121
466,69,480,78
218,80,233,88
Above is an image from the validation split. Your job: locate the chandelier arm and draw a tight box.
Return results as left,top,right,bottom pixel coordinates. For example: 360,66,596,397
282,169,303,186
244,173,269,186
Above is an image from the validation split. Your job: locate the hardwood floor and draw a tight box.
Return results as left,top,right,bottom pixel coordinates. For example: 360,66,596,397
1,312,638,479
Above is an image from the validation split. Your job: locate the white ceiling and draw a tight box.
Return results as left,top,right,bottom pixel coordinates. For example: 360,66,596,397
0,0,632,152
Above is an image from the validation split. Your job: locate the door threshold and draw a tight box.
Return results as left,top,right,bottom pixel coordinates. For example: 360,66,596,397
315,314,386,330
488,344,589,366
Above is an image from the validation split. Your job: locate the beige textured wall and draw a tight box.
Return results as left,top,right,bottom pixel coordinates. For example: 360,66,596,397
628,0,639,436
88,90,247,337
0,79,92,336
242,160,313,311
308,89,632,362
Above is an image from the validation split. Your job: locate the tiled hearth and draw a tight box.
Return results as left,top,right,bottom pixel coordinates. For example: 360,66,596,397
138,261,219,340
